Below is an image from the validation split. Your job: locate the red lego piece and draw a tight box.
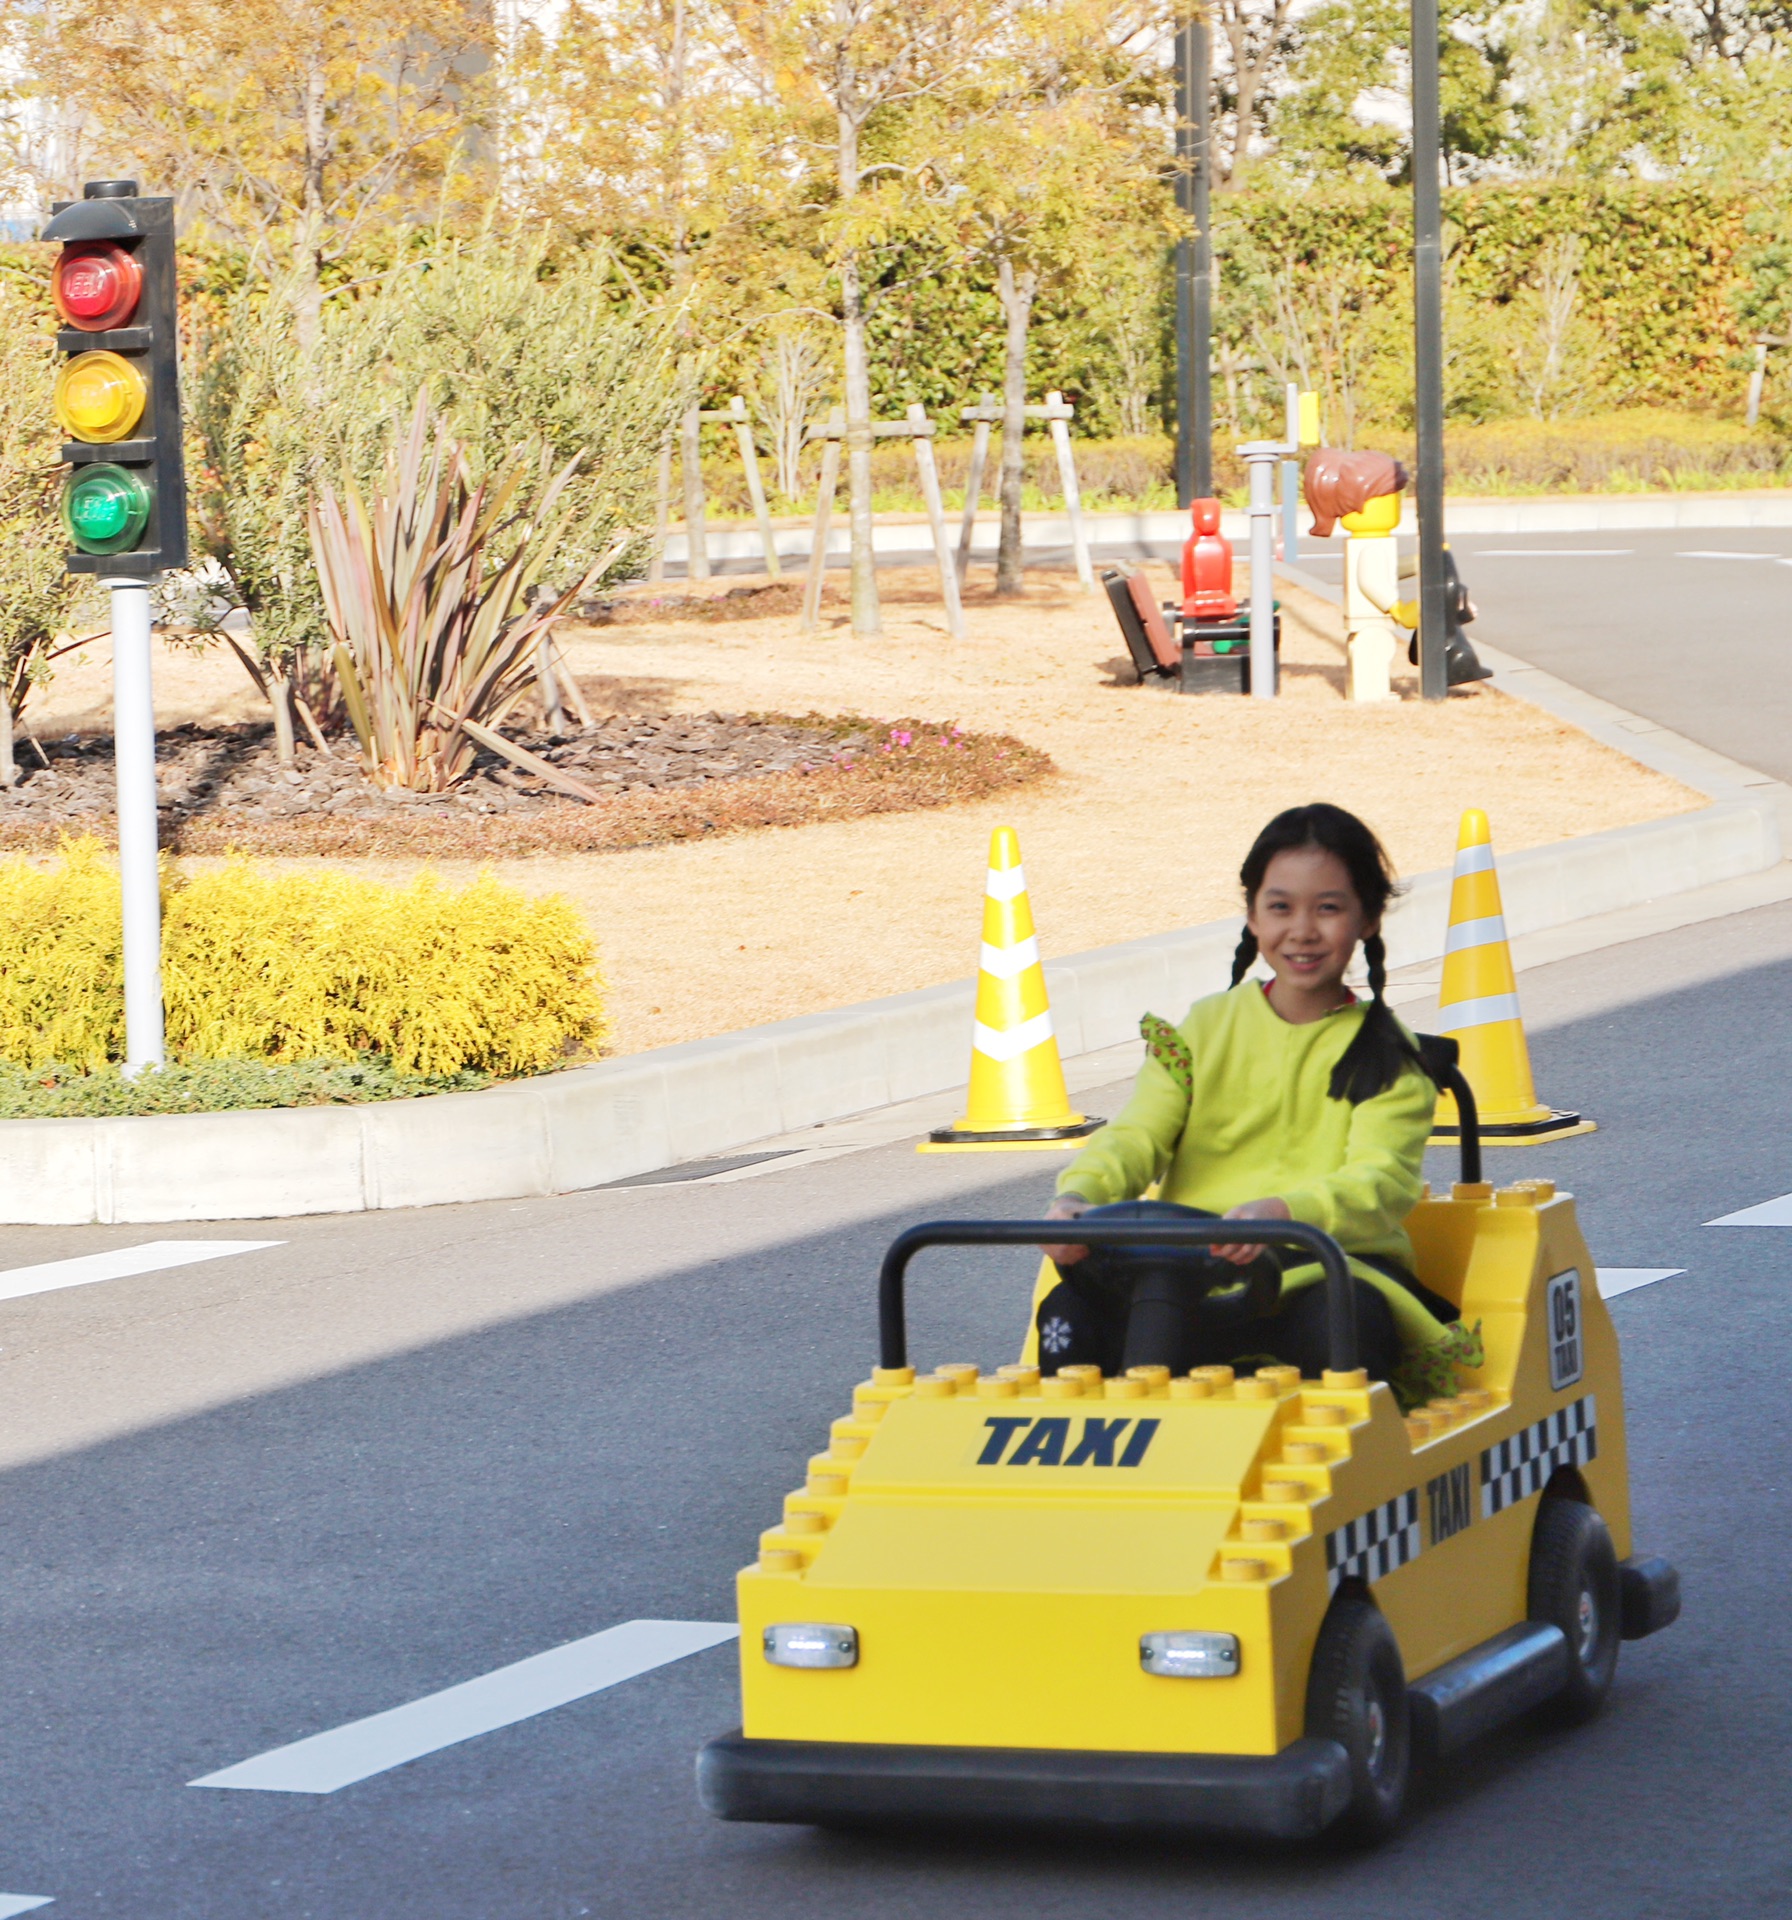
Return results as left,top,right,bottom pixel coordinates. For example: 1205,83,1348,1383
1180,497,1237,621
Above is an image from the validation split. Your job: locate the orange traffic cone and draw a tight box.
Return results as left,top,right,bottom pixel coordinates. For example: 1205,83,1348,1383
920,827,1104,1152
1431,809,1594,1145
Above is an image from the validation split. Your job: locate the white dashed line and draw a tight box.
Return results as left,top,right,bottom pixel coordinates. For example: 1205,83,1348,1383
0,1241,282,1304
1675,549,1783,561
191,1619,738,1794
1597,1268,1685,1299
0,1895,53,1916
1705,1192,1792,1226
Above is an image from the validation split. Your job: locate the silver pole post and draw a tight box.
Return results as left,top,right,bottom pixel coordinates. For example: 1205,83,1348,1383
1281,383,1300,564
106,578,164,1072
1238,442,1285,699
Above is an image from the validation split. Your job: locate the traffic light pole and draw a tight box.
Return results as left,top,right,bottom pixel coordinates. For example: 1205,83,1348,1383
105,578,164,1071
1174,12,1213,504
44,179,185,1076
1411,0,1449,700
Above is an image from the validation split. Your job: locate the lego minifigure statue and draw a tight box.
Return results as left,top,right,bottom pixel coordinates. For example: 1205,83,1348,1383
1302,449,1415,704
1179,497,1237,621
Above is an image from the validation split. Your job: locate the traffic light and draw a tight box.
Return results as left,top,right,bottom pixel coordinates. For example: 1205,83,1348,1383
41,180,187,575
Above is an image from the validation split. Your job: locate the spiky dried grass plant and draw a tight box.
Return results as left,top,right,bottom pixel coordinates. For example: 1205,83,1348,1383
310,394,623,794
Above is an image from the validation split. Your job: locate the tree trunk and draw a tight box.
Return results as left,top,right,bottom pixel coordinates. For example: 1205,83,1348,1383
836,92,881,638
535,628,567,733
267,667,297,765
995,256,1038,598
296,41,329,351
0,682,15,789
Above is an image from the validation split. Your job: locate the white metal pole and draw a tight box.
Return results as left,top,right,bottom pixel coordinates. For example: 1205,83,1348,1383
1281,383,1301,564
106,579,165,1072
1238,442,1285,699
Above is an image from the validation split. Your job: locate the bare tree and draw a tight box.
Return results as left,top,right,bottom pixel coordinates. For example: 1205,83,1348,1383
1212,0,1299,184
1510,234,1606,420
720,0,995,636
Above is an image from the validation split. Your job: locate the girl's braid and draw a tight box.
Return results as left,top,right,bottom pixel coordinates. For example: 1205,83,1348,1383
1229,928,1259,987
1363,931,1388,1003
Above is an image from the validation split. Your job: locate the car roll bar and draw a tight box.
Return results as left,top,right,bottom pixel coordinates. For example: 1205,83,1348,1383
877,1218,1358,1376
1416,1032,1482,1186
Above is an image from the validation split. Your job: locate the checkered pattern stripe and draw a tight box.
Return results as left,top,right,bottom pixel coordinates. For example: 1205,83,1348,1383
1324,1491,1421,1592
1479,1395,1598,1518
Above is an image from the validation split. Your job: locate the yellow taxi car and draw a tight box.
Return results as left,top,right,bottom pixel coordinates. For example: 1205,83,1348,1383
698,1077,1679,1843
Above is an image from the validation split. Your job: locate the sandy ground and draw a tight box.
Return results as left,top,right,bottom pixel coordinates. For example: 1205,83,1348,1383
24,564,1700,1057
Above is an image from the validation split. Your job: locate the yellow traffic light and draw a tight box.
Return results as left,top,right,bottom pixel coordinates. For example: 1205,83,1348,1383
53,349,147,443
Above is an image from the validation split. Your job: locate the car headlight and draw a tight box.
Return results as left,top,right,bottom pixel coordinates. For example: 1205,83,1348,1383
1139,1630,1240,1678
763,1623,859,1669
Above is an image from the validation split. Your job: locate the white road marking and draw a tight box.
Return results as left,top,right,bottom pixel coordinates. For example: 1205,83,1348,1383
1706,1192,1792,1226
1675,549,1782,560
0,1241,282,1305
1597,1268,1685,1299
1470,548,1633,557
0,1896,53,1916
191,1618,739,1794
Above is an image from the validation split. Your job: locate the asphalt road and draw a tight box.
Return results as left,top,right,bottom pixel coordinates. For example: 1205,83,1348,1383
1291,527,1792,778
0,892,1788,1918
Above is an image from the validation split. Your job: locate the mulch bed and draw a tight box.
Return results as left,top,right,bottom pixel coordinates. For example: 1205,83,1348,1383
0,711,1053,858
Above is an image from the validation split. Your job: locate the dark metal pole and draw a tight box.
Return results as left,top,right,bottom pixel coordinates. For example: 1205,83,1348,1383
1411,0,1448,699
1174,13,1213,503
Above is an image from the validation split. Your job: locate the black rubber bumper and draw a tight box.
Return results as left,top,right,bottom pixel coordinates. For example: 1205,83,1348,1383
697,1731,1352,1840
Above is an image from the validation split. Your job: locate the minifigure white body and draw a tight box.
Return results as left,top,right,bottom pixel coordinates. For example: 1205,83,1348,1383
1340,491,1406,704
1343,535,1400,703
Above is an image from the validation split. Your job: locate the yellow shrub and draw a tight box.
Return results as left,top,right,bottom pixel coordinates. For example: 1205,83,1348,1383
0,839,127,1069
0,839,608,1076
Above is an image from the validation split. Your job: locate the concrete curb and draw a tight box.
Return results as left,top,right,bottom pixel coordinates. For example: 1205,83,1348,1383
0,796,1775,1225
664,493,1792,572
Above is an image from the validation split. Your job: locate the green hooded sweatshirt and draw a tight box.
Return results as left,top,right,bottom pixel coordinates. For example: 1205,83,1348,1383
1055,980,1447,1350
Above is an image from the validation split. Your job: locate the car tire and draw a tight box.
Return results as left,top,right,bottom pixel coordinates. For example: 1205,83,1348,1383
1528,1495,1621,1725
1305,1590,1410,1844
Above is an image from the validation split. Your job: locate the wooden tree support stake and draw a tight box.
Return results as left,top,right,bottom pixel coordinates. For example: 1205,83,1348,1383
907,402,965,639
1045,391,1094,590
802,408,963,639
680,404,710,580
801,406,844,633
956,390,996,584
955,390,1092,591
720,396,782,578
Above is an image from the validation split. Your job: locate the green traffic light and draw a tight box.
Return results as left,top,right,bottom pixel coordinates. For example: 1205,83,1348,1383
62,463,151,554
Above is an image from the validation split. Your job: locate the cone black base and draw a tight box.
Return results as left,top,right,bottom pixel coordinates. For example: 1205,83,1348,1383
925,1117,1105,1147
1430,1109,1596,1146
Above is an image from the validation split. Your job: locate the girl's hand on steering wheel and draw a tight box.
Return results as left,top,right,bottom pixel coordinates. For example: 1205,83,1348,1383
1041,1193,1092,1266
1213,1196,1292,1264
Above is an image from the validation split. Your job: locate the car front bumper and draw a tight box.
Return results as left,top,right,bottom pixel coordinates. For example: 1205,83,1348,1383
697,1730,1352,1840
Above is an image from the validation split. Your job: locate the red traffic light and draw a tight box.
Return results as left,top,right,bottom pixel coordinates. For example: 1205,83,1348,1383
53,241,142,331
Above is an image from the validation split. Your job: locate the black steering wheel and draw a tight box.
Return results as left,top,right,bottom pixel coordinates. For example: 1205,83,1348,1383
1060,1198,1275,1336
